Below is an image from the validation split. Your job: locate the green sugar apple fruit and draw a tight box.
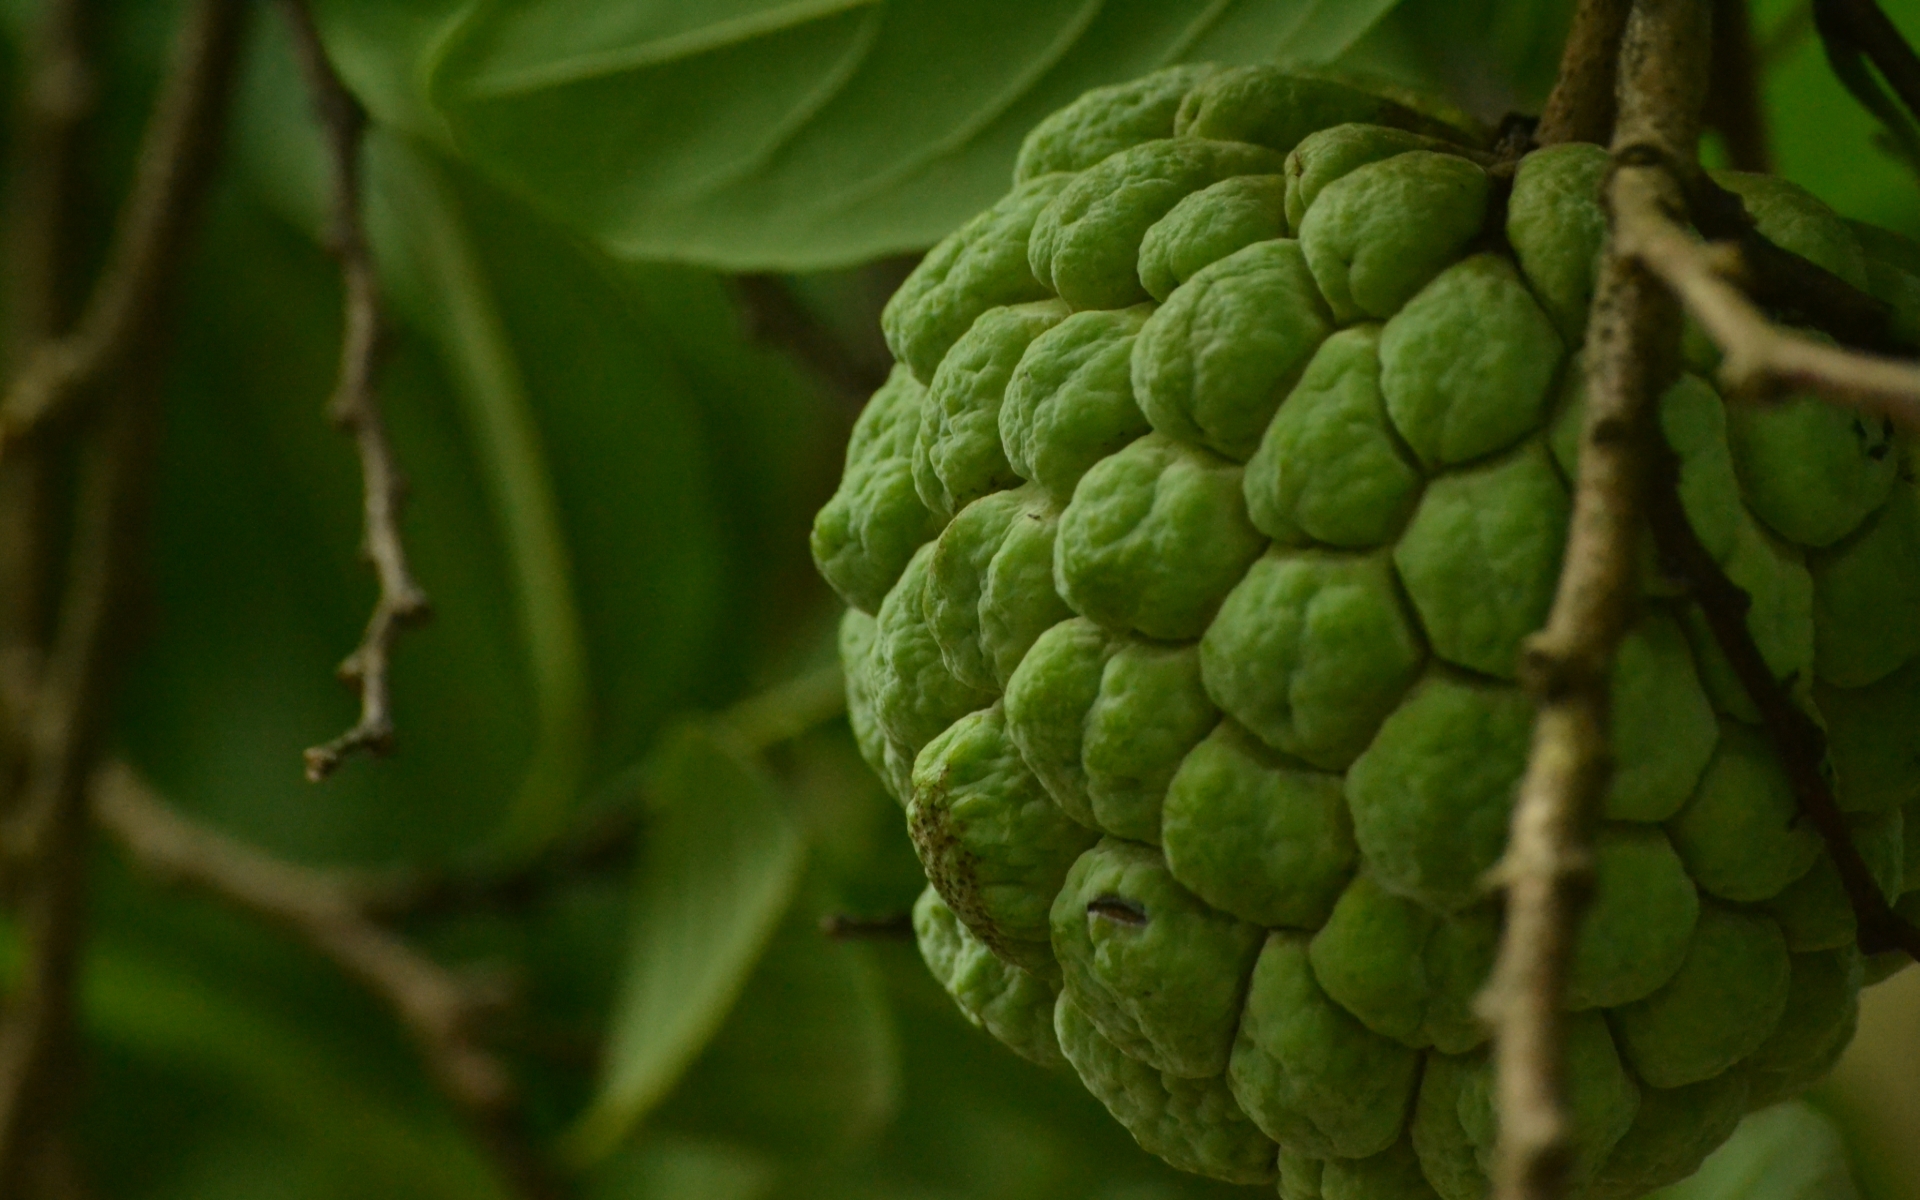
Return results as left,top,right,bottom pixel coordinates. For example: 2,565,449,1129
812,63,1920,1200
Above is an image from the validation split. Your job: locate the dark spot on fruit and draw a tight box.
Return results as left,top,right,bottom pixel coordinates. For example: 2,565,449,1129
1088,895,1150,927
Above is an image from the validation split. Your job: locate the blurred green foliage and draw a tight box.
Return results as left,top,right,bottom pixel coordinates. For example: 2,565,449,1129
0,0,1914,1197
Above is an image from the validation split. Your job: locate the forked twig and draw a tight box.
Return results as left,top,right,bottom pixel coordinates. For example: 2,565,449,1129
277,1,431,782
93,763,567,1200
1612,184,1920,426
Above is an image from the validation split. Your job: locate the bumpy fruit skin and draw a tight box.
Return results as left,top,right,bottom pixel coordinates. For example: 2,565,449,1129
814,63,1920,1199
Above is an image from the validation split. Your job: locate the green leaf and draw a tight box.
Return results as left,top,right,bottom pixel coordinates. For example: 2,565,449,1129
564,723,808,1165
1649,1102,1860,1200
122,185,541,861
658,888,901,1162
1757,0,1920,242
365,132,595,857
138,8,848,871
1339,0,1575,122
766,942,1265,1200
311,0,1405,270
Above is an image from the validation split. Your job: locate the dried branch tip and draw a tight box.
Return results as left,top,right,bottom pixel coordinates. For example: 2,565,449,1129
280,0,433,781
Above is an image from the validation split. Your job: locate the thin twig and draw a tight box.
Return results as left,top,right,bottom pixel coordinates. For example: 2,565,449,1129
1644,469,1920,960
4,0,93,358
279,0,431,782
1614,193,1920,425
0,405,137,1199
91,764,509,1103
0,1,249,1190
91,764,569,1200
1680,169,1907,354
1484,4,1708,1200
1,0,96,867
1534,0,1636,147
0,0,245,448
1706,0,1771,170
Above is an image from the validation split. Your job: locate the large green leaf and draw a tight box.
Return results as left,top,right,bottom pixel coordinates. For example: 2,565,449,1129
1336,0,1574,123
309,0,1405,270
565,722,808,1165
656,887,901,1165
166,7,848,867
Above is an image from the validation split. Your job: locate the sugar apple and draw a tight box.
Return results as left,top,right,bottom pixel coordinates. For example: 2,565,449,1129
811,63,1920,1200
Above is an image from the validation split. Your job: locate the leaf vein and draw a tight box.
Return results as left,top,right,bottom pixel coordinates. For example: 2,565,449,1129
461,0,887,97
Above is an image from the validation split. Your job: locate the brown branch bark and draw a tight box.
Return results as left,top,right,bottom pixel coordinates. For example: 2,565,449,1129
0,399,160,1197
1535,0,1636,146
92,764,569,1200
276,0,432,782
5,0,94,358
0,2,248,1191
1681,169,1907,354
1,0,96,857
0,0,246,449
1484,4,1709,1200
1616,200,1920,424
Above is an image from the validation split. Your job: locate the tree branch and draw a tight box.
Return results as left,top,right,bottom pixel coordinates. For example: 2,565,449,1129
0,0,246,449
4,0,94,359
1534,0,1636,147
1614,187,1920,425
1,0,96,886
0,404,136,1199
1484,4,1708,1200
1681,168,1908,354
278,0,432,783
0,1,249,1190
91,764,568,1200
